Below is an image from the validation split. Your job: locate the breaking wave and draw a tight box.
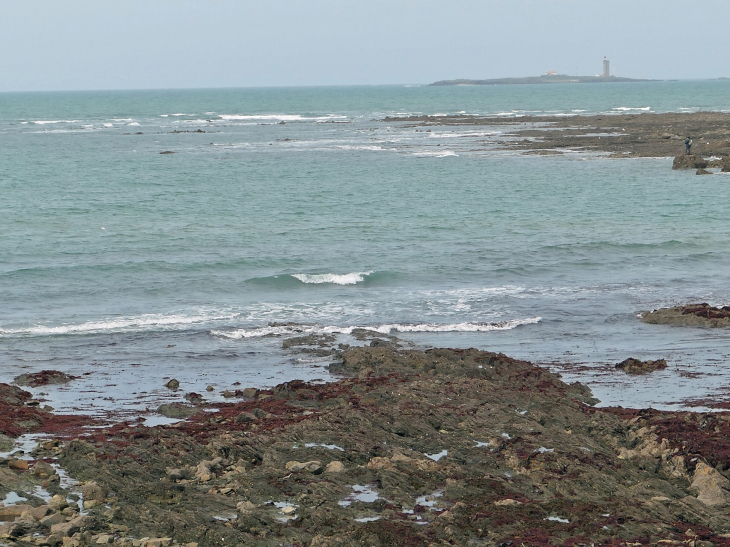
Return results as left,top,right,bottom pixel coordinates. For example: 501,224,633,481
291,271,375,285
0,311,240,337
211,318,542,339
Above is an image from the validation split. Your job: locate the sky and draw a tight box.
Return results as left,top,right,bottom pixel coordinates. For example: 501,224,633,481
1,0,728,91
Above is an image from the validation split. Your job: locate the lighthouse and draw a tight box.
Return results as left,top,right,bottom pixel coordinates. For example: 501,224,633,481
603,57,610,77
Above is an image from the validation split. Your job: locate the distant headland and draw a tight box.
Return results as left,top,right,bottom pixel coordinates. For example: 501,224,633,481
430,74,653,86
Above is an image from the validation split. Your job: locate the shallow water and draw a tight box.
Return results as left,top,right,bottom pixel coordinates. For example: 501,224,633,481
2,82,730,415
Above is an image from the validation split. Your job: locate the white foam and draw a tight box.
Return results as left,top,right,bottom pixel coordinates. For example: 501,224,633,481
292,271,374,285
412,151,458,158
546,516,570,524
31,120,80,125
612,107,651,111
127,122,141,126
219,114,347,122
1,310,239,337
102,123,113,127
212,317,541,340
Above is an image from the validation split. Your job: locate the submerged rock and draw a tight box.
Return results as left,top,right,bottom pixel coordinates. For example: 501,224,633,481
615,357,668,374
13,370,76,388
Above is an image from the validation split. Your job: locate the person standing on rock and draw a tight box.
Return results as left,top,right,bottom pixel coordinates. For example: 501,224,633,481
685,136,692,155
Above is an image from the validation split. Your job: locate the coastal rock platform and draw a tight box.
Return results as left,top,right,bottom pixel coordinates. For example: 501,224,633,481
384,111,730,159
4,346,730,545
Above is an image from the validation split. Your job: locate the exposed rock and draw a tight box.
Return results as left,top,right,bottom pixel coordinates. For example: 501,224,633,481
0,504,33,520
494,498,523,506
615,357,668,374
156,403,199,419
324,460,345,473
49,515,94,536
0,383,32,405
8,459,29,470
722,158,730,172
284,460,322,473
164,379,179,389
159,151,175,155
80,480,108,502
184,392,203,403
696,168,713,175
673,154,708,170
13,371,77,388
40,513,67,528
48,495,69,511
691,462,730,505
643,303,730,328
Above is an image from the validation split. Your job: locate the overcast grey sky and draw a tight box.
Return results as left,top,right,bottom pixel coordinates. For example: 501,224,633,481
1,0,728,91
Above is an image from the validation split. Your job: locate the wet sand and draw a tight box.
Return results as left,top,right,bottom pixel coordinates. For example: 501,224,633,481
384,111,730,158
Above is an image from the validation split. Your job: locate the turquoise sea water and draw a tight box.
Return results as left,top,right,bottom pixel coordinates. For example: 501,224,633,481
2,81,730,412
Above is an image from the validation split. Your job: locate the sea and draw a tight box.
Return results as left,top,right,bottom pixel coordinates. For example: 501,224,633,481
2,80,730,420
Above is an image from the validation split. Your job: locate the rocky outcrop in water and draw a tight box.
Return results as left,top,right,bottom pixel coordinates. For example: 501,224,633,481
673,154,708,170
643,303,730,328
615,357,668,374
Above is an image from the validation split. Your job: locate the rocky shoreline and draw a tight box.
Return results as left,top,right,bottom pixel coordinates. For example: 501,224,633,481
383,111,730,159
4,344,730,546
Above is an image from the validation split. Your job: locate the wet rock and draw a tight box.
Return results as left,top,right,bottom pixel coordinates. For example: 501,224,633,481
285,460,322,473
696,168,713,175
241,388,259,398
205,385,214,392
159,151,175,155
0,383,32,406
164,379,179,389
13,371,77,388
184,392,203,403
643,303,730,328
672,154,708,169
156,403,199,419
615,357,668,374
722,158,730,172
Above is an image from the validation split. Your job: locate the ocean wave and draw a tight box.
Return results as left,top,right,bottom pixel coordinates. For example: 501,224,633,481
292,271,375,285
211,318,541,340
0,311,240,337
31,120,80,125
218,114,347,122
412,151,458,158
612,107,651,111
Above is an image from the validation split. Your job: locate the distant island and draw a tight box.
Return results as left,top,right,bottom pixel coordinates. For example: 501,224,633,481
430,74,653,86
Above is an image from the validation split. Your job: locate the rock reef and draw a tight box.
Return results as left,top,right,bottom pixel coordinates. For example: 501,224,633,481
384,111,730,159
643,304,730,328
5,348,730,545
